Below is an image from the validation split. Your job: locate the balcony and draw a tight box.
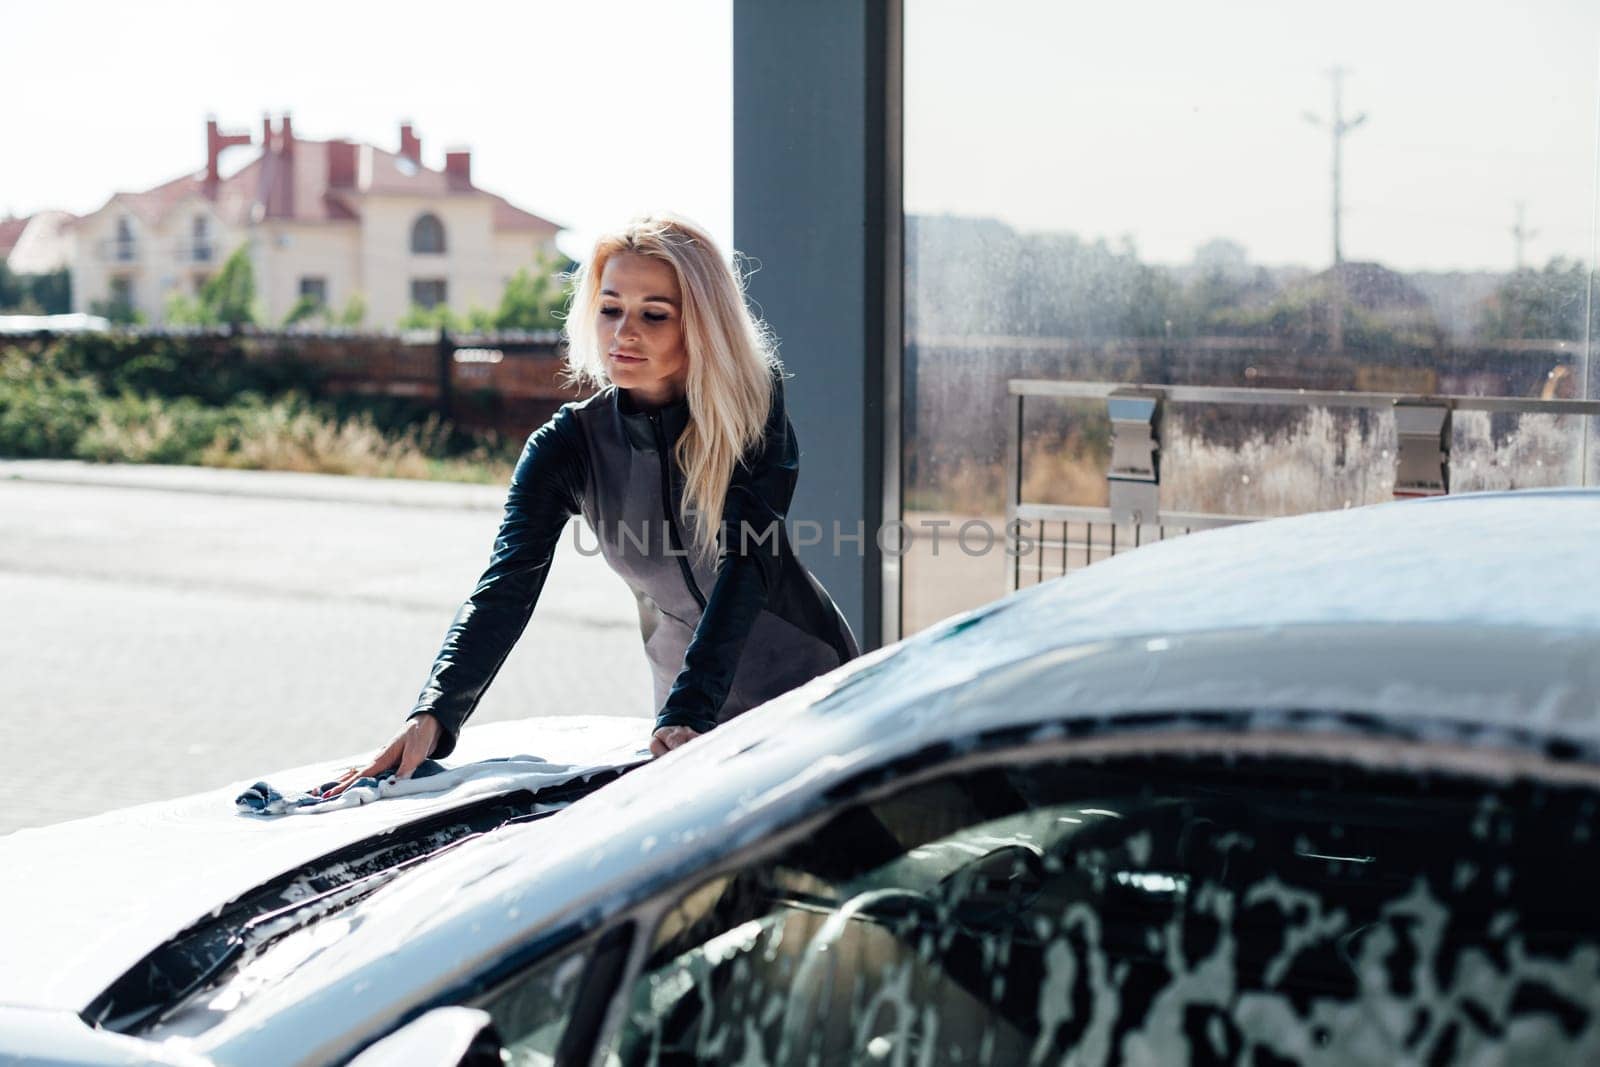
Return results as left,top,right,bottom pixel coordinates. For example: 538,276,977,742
174,242,216,265
95,238,139,263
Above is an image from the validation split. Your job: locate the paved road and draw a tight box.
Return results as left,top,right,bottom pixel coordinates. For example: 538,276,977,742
0,464,652,833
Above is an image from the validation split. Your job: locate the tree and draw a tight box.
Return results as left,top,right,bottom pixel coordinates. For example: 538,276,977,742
281,294,323,328
493,253,572,331
163,292,208,325
0,263,71,315
161,245,259,327
27,269,71,315
200,245,259,326
0,260,19,310
336,293,367,328
90,298,145,325
1477,257,1594,342
399,302,462,332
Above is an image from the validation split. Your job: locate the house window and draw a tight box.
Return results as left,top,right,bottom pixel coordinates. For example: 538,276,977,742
109,275,134,307
191,217,213,263
410,213,446,255
299,276,328,307
114,217,136,262
192,273,212,295
411,279,448,309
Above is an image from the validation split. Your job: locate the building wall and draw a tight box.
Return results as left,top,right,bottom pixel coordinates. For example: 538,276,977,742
359,195,498,325
492,231,559,291
70,205,239,326
70,190,558,327
70,198,244,321
255,222,362,324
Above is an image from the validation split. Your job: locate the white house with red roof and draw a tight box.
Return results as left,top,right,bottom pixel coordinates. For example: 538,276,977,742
69,115,562,327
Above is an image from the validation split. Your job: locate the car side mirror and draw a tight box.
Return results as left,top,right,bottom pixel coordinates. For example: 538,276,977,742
347,1006,506,1067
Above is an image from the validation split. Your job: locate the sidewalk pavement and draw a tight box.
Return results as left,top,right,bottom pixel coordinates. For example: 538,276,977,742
0,459,509,511
0,461,650,832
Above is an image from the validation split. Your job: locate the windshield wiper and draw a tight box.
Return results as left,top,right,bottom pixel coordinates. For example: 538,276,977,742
85,769,628,1034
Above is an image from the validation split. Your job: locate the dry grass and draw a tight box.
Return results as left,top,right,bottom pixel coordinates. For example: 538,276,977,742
198,405,514,484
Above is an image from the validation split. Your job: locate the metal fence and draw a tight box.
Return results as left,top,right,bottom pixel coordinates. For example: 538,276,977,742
1004,379,1600,591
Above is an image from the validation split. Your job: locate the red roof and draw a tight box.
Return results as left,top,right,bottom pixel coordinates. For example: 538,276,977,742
0,216,33,260
489,192,558,232
113,173,216,224
95,135,560,234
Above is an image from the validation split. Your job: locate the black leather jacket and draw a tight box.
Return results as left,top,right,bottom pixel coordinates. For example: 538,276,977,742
408,369,859,758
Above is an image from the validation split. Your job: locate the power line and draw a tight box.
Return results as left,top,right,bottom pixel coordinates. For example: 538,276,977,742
1511,201,1539,271
1303,67,1367,267
1304,67,1367,353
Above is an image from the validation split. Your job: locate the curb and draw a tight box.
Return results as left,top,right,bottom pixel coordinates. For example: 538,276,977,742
0,459,506,512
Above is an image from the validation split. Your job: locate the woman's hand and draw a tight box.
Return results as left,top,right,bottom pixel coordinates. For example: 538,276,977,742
319,714,443,798
650,725,702,757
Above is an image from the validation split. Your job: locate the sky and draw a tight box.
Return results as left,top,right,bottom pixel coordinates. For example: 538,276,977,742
0,0,735,261
2,1,1597,274
905,0,1600,272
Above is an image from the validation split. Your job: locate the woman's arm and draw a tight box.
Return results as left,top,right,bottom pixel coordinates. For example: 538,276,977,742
407,404,589,758
655,374,796,738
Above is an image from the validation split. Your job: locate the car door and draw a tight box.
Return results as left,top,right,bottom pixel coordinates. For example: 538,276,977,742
474,737,1600,1066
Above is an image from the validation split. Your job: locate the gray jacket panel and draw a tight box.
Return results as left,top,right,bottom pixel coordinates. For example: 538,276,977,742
408,372,858,756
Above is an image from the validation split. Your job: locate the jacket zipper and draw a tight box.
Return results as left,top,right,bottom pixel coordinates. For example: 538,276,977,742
651,412,708,610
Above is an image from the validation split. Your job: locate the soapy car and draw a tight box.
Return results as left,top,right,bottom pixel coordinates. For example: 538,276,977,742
3,489,1599,1066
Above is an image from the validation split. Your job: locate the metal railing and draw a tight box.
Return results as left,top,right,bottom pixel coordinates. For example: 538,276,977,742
95,239,138,263
1004,379,1600,591
172,242,216,265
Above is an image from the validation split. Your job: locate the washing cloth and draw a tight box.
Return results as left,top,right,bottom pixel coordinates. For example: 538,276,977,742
234,753,642,817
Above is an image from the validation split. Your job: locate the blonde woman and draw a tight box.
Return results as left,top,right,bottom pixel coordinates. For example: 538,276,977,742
323,215,859,793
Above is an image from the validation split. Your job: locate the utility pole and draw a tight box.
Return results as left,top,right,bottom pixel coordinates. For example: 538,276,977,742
1511,201,1538,271
1305,68,1366,352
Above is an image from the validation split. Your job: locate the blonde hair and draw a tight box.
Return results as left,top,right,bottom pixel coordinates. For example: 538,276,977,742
563,214,780,562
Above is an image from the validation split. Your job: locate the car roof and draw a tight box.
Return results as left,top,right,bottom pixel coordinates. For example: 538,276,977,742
1017,488,1600,638
189,489,1600,1063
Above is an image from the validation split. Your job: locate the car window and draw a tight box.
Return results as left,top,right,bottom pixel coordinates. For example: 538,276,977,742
600,754,1600,1066
475,940,592,1066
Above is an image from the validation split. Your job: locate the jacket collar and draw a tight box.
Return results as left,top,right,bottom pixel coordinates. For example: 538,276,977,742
613,386,690,454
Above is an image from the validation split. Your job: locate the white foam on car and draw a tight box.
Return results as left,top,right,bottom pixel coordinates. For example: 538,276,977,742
0,715,651,1014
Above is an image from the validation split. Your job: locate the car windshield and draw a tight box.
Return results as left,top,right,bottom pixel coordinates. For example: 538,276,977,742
104,768,630,1039
607,753,1600,1066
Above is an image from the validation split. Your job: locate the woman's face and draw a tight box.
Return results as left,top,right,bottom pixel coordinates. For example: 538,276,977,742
597,252,689,407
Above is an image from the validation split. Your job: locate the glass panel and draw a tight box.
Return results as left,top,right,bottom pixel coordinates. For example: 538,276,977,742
475,938,592,1066
603,754,1600,1066
411,278,448,309
901,0,1600,634
412,212,447,255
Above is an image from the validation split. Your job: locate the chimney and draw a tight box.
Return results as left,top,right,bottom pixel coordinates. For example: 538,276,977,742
327,139,357,189
445,149,472,190
261,114,273,152
399,122,422,165
272,113,296,218
205,117,253,195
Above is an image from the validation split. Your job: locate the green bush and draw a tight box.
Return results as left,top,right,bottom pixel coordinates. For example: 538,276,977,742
0,351,101,457
0,342,517,481
75,393,238,465
38,333,321,403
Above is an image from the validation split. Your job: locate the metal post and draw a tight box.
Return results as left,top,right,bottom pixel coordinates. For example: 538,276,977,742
437,328,454,420
735,0,899,649
1004,389,1022,593
1393,401,1451,498
1107,391,1162,526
